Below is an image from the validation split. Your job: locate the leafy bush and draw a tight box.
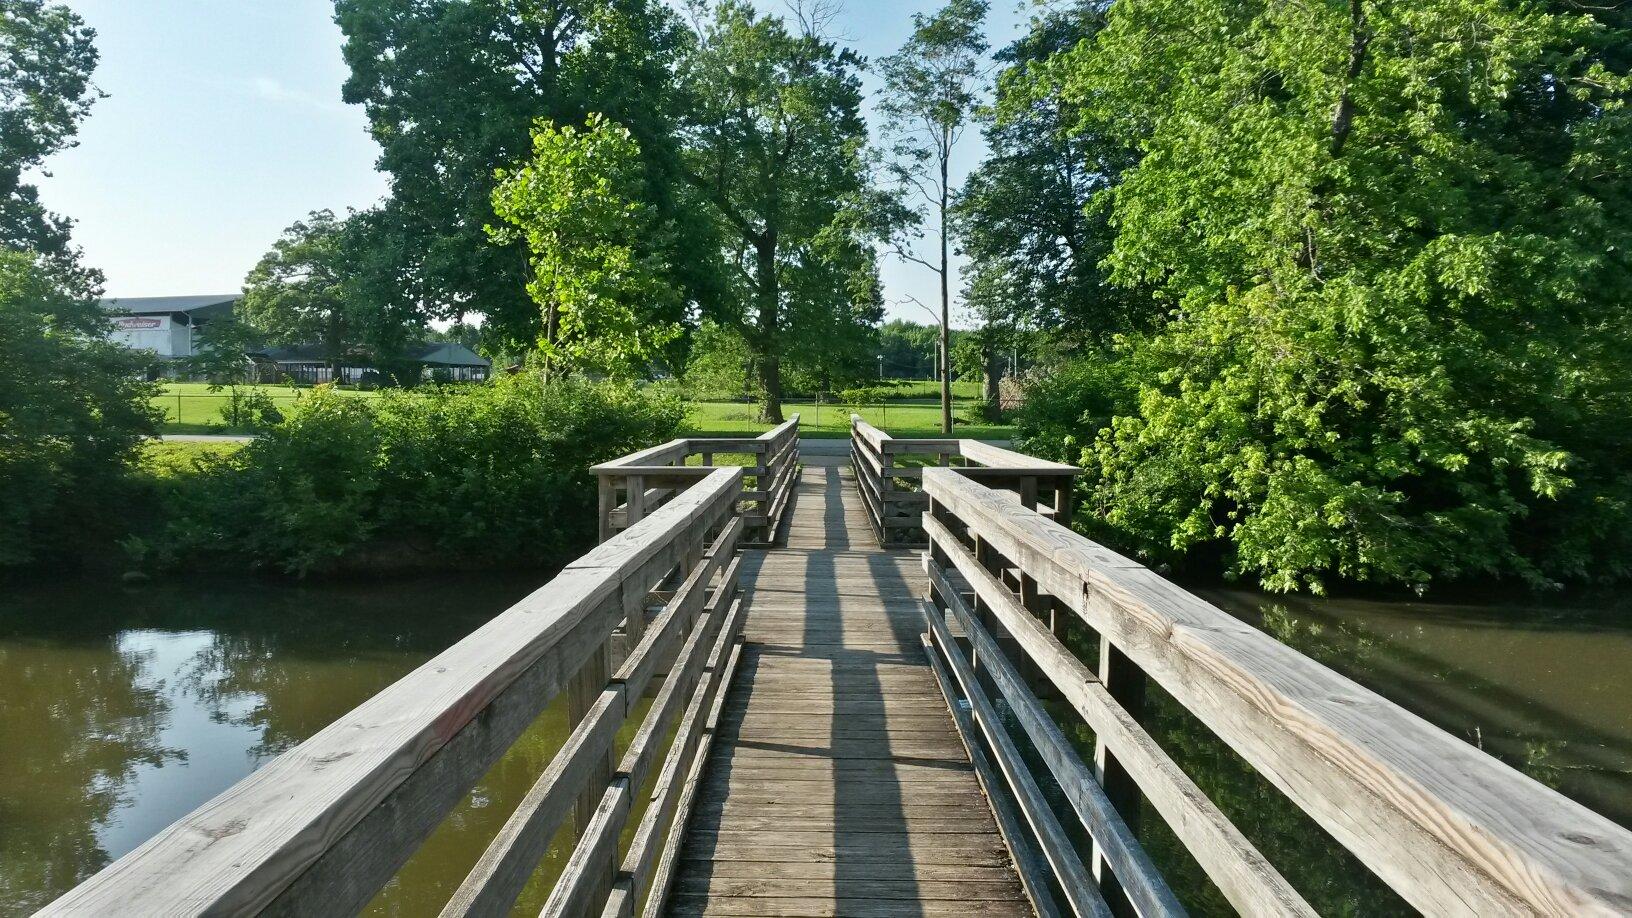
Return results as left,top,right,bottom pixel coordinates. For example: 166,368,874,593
217,388,285,431
1013,354,1138,464
0,251,160,570
151,377,683,575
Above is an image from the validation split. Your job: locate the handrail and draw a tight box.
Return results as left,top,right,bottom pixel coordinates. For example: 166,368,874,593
45,468,748,918
595,416,800,546
919,465,1632,916
848,414,1077,546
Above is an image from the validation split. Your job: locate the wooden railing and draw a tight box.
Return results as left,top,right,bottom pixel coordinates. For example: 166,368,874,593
594,416,799,546
849,414,1077,546
44,467,748,918
918,462,1632,917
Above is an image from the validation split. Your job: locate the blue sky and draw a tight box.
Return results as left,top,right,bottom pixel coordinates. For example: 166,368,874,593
34,0,1029,325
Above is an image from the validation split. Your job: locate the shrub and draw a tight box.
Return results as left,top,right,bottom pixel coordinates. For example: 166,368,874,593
151,377,683,575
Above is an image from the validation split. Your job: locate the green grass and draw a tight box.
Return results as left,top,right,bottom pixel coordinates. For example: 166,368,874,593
682,399,1013,439
870,378,982,400
153,383,378,433
152,380,1012,439
140,439,246,477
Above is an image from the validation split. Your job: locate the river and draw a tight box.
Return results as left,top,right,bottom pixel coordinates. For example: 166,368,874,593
2,576,1628,915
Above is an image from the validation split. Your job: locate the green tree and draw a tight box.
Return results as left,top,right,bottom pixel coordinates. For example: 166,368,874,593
491,114,683,377
879,319,938,379
877,0,989,433
678,0,882,422
1053,0,1632,592
334,0,720,351
0,0,101,288
0,251,159,568
682,319,756,401
956,2,1139,354
238,210,425,384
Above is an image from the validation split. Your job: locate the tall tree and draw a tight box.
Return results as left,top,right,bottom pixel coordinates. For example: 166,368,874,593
679,1,881,422
0,0,101,288
877,0,989,433
333,0,720,351
0,250,157,568
1056,0,1632,592
239,210,425,383
491,114,684,377
956,2,1138,355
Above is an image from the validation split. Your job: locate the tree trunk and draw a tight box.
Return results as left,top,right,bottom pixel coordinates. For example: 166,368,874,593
939,153,953,435
754,234,784,424
983,342,1002,421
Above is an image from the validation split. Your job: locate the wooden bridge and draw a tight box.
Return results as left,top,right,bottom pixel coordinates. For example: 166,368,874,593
45,417,1632,917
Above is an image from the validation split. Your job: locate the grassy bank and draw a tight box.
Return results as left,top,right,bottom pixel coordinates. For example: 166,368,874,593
683,399,1012,439
154,381,1014,439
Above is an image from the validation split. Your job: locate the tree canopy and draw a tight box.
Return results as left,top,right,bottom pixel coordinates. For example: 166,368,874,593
1005,0,1632,592
678,0,882,421
238,209,426,383
333,0,720,352
0,0,100,287
491,114,684,377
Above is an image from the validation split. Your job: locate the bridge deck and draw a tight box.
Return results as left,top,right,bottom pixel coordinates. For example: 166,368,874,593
668,458,1031,916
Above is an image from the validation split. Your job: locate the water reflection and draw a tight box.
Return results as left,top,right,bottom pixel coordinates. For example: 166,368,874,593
0,574,543,916
1208,590,1632,828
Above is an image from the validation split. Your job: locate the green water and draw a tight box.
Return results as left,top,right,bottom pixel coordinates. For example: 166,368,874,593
3,575,1629,916
0,574,580,917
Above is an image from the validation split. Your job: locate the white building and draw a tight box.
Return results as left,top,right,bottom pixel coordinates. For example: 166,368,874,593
102,294,241,361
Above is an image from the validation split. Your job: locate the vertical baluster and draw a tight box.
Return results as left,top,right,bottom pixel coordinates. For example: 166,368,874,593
1093,632,1146,917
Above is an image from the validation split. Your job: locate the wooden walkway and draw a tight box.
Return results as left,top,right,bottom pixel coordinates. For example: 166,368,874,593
669,457,1031,916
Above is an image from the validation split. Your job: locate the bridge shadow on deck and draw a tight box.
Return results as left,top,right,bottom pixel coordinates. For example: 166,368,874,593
667,462,1029,917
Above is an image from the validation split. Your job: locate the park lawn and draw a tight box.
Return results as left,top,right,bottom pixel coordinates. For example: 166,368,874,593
153,383,378,433
683,399,1014,439
874,378,982,400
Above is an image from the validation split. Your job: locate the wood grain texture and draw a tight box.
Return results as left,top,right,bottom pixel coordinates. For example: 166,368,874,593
923,467,1632,917
925,557,1187,918
663,461,1031,917
43,472,741,917
924,516,1310,918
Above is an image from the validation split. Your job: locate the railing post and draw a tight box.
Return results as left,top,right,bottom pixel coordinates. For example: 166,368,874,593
1093,632,1147,917
627,475,646,530
879,446,895,546
598,475,616,543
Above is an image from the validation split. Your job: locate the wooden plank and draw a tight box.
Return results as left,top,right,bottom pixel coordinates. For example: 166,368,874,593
920,631,1062,918
924,467,1632,916
666,461,1031,916
924,610,1108,918
640,634,748,918
926,552,1188,918
926,517,1307,916
43,472,746,918
665,895,1030,917
611,599,747,918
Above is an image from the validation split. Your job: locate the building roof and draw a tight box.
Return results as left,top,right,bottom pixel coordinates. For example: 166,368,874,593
102,295,240,320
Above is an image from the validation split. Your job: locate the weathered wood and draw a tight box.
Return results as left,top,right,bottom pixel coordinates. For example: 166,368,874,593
926,557,1187,918
921,632,1062,918
640,634,746,918
923,466,1632,917
607,598,747,918
666,460,1032,915
923,598,1110,918
922,514,1310,918
42,470,743,918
